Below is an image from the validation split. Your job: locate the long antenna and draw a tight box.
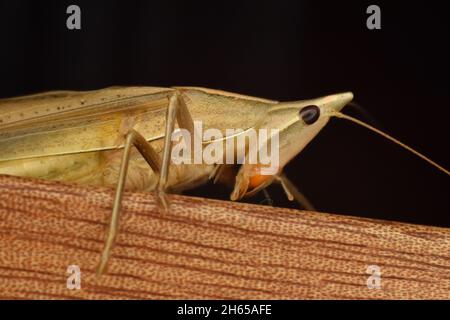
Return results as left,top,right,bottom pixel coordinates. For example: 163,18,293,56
331,111,450,176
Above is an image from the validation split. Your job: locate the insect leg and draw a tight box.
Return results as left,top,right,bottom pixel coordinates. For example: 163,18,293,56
97,129,162,275
260,188,274,206
275,173,315,211
175,92,196,138
156,92,195,211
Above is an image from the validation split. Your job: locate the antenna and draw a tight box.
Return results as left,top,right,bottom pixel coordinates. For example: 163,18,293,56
331,111,450,176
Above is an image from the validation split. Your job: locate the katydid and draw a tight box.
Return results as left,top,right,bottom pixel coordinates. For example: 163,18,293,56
0,86,447,274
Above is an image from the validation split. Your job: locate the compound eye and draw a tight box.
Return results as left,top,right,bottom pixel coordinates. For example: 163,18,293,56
299,105,320,125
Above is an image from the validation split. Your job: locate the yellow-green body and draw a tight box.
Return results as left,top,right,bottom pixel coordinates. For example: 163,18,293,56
0,86,352,196
0,87,276,192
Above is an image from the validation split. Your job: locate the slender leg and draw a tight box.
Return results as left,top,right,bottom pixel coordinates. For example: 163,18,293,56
97,129,161,275
175,92,195,137
156,92,195,211
260,188,274,206
209,164,232,184
275,173,316,211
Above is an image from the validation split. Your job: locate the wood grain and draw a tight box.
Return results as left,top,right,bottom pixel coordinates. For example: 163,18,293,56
0,174,449,299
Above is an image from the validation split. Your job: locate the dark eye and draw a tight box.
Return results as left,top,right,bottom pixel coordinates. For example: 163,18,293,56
299,105,320,125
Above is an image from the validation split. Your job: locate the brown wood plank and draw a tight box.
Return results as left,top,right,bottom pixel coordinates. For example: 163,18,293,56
0,174,449,299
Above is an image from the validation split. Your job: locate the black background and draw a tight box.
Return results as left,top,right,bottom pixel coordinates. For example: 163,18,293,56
0,0,449,226
1,300,439,318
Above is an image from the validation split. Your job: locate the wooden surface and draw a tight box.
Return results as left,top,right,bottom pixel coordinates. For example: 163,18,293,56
0,174,449,300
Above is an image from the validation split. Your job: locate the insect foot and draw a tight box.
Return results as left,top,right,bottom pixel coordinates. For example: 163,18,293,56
155,188,170,213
